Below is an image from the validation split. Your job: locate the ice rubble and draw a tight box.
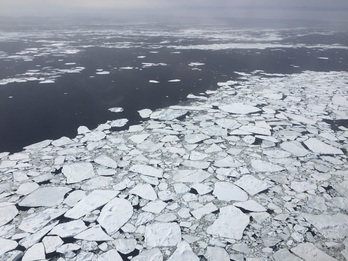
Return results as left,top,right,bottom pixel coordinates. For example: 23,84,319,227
0,70,347,260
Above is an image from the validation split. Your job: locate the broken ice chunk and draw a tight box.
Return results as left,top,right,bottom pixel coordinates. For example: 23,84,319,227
213,182,248,202
150,109,188,121
280,141,309,157
132,248,163,261
129,184,157,200
234,200,267,212
220,103,261,114
110,118,128,127
19,208,67,233
74,225,113,241
205,247,230,261
108,107,124,113
94,155,117,168
215,119,241,130
207,206,249,240
42,236,64,254
0,204,18,227
302,213,348,239
291,242,337,261
172,170,211,183
19,187,71,207
142,201,167,214
145,222,181,247
49,220,87,238
167,241,199,261
138,108,153,118
191,203,218,219
214,156,243,168
22,243,45,261
273,249,302,261
64,190,118,219
235,175,271,196
97,249,123,261
129,134,150,144
129,164,163,178
62,163,95,184
304,138,343,155
97,198,133,235
184,134,210,144
251,159,284,172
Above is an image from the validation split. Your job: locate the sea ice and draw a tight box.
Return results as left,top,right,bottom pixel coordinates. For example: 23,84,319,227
234,200,267,212
19,187,71,207
280,141,309,157
97,198,133,235
62,163,95,184
145,222,181,247
191,203,218,219
172,170,211,183
110,118,128,127
74,225,113,241
213,182,248,202
0,237,18,256
304,138,343,155
94,155,117,168
52,136,74,147
220,103,261,114
291,243,337,261
251,159,284,172
19,208,67,233
138,108,153,118
205,247,230,261
113,238,137,254
303,213,348,239
132,248,163,261
97,249,123,261
184,134,210,144
64,190,118,219
129,184,157,200
49,220,87,238
235,175,271,196
22,243,45,261
0,204,18,227
167,241,199,261
108,107,124,113
215,119,241,130
150,108,188,121
207,206,249,240
42,236,64,254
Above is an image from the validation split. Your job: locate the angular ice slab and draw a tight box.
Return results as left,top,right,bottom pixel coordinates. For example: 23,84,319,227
145,222,181,247
19,187,71,207
304,138,343,155
220,103,261,114
97,198,133,235
129,164,163,178
64,190,118,219
150,109,188,121
207,206,249,240
62,163,95,184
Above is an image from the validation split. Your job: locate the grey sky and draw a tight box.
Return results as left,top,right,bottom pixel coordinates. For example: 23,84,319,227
1,0,348,23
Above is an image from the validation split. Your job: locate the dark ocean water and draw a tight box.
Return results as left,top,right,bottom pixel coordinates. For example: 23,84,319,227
0,23,348,153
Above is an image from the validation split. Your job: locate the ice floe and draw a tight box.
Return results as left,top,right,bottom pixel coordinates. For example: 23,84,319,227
207,206,249,240
0,67,347,260
145,222,181,247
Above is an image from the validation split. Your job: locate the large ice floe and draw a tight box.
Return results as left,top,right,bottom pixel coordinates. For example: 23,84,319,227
0,70,348,260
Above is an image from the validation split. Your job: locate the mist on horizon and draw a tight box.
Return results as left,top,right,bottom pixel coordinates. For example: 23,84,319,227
1,0,348,26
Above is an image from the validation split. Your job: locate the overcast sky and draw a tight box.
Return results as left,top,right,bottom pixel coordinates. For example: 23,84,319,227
1,0,348,23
